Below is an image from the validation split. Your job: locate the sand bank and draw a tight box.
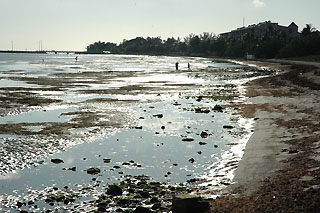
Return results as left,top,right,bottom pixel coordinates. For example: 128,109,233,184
210,61,320,212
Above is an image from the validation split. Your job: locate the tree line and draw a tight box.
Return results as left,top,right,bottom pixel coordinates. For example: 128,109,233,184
86,24,320,59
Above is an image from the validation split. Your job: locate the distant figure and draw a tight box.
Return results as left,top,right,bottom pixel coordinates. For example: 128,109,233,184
188,63,190,70
75,56,78,62
175,62,179,70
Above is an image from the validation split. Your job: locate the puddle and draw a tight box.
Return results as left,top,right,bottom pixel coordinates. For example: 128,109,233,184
0,107,76,124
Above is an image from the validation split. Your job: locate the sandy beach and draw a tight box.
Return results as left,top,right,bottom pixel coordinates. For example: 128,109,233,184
210,61,320,212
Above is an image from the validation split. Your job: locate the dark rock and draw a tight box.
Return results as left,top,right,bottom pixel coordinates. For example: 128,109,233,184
172,195,210,213
103,158,111,163
213,105,223,112
152,203,161,210
133,206,153,213
195,108,210,114
117,198,130,206
122,162,130,166
288,148,299,154
223,125,234,129
86,167,100,175
107,184,123,196
27,201,34,205
187,178,200,183
197,151,202,154
153,114,163,118
150,197,160,203
139,191,150,198
135,126,143,129
199,142,207,145
182,138,194,142
196,96,203,102
161,126,165,130
68,167,76,171
51,158,64,164
97,206,107,212
17,201,24,208
188,158,195,163
214,145,218,148
200,131,209,138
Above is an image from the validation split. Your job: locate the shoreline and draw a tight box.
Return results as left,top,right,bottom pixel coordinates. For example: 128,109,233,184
210,60,320,211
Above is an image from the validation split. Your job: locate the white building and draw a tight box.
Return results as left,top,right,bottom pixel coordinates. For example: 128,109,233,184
221,21,299,39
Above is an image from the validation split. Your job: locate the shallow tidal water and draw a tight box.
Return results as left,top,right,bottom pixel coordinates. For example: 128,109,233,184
0,53,269,211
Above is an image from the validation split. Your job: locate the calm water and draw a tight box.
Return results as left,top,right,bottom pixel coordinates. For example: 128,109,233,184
0,53,258,210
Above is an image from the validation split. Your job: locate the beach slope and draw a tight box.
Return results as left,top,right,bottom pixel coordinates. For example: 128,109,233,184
210,61,320,212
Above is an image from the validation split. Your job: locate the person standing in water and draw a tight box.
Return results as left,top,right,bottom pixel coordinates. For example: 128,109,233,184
75,56,78,62
188,63,190,70
175,62,179,70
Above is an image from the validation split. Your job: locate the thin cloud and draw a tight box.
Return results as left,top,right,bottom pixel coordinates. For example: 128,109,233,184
253,0,266,8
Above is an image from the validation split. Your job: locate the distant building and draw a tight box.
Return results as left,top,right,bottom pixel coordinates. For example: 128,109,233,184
221,21,299,39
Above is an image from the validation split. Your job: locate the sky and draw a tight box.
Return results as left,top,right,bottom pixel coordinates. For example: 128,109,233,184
1,0,320,51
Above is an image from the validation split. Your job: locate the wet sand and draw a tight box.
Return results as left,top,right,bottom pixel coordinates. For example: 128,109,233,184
210,61,320,212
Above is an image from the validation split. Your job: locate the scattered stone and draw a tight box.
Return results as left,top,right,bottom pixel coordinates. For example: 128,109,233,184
103,158,111,163
172,194,210,213
17,201,24,208
135,126,143,129
199,142,207,145
133,206,153,213
189,158,195,163
107,184,123,196
197,151,202,155
223,125,234,129
214,145,218,148
152,203,161,210
64,167,76,171
86,167,100,175
196,96,203,102
153,114,163,118
288,148,299,154
213,105,223,112
161,125,165,130
182,138,194,142
200,131,209,138
51,158,64,164
150,197,160,204
143,190,152,198
195,108,210,114
97,206,107,212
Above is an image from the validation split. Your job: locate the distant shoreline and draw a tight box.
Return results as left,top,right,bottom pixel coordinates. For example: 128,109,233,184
0,50,98,55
